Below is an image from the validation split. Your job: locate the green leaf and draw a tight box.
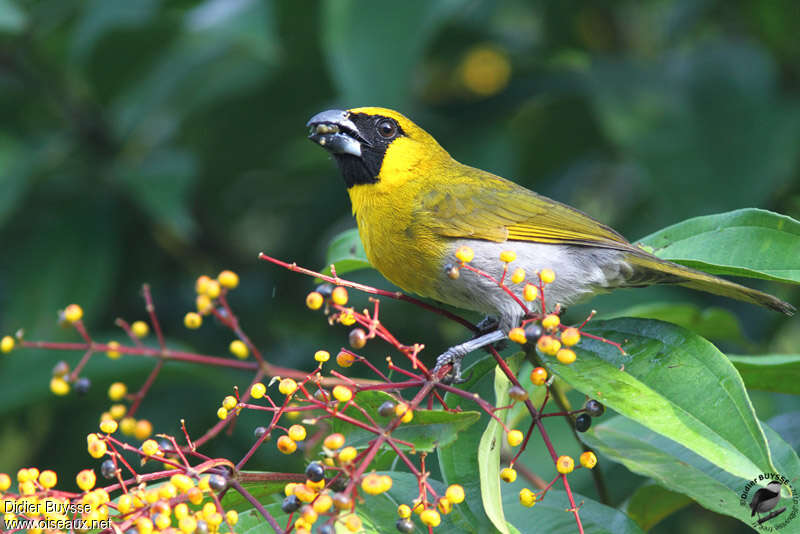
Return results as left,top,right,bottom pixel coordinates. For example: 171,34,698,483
329,390,480,452
728,354,800,395
321,227,372,277
620,483,692,532
0,0,26,33
478,352,525,534
320,0,468,108
582,416,800,528
438,355,504,533
605,302,749,345
232,502,286,534
503,488,645,534
548,318,774,481
220,475,288,513
637,208,800,284
70,0,159,61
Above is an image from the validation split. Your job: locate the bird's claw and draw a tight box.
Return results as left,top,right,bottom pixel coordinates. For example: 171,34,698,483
433,347,469,383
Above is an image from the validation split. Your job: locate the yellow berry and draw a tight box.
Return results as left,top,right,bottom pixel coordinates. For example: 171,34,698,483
229,340,249,359
38,470,57,489
507,429,524,447
323,433,345,450
64,304,83,323
556,455,574,474
171,474,194,492
420,508,441,527
446,484,465,504
0,473,10,491
437,497,452,515
154,513,170,529
580,451,598,469
508,327,526,345
179,516,197,533
314,350,330,363
1,335,15,353
195,275,212,294
455,245,474,263
336,350,355,367
294,484,316,503
523,283,538,301
395,402,413,423
141,439,160,456
537,335,561,356
500,467,517,483
540,269,555,284
331,286,349,306
187,486,203,505
184,312,202,329
519,487,536,507
306,291,324,310
50,376,70,396
530,366,548,386
217,407,228,420
158,483,177,500
560,327,581,346
344,514,362,532
338,308,356,326
99,419,118,434
277,435,297,454
218,270,239,289
499,250,516,263
117,494,133,514
134,419,153,440
556,348,577,365
313,493,333,514
205,280,221,299
333,385,353,403
338,446,357,464
542,314,560,330
361,473,386,495
511,267,525,284
288,424,307,441
226,509,239,525
105,341,121,359
196,294,213,314
398,504,412,518
222,395,237,411
76,469,96,491
108,382,127,401
88,438,107,459
119,417,136,435
250,382,266,399
131,321,149,338
279,378,298,396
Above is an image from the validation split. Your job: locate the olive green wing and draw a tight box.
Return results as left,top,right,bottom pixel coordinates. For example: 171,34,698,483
415,165,632,250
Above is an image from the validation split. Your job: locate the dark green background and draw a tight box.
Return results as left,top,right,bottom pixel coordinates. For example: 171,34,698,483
1,1,798,532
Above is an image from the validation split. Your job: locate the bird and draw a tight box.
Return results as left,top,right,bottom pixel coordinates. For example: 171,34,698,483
750,481,783,518
306,107,794,378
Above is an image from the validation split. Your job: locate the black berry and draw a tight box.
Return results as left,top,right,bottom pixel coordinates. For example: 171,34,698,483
75,377,91,395
575,413,592,432
584,399,605,417
100,459,116,479
305,462,325,483
281,494,300,513
396,518,415,533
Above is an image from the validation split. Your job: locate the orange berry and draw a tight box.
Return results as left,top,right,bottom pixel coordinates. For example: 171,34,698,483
323,433,345,450
395,402,413,423
508,327,526,344
76,469,96,491
560,327,581,346
556,348,576,365
542,314,560,330
217,270,239,289
279,378,298,396
38,470,57,489
88,438,107,459
134,419,153,440
361,473,386,495
336,350,355,367
277,435,297,454
580,451,598,469
530,366,548,386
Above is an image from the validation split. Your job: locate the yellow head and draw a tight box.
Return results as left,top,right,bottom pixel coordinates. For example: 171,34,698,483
306,107,450,192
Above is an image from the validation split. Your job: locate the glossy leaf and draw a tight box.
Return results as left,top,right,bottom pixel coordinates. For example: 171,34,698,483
548,318,774,480
620,483,692,532
582,416,800,527
0,0,26,33
728,354,800,395
503,488,645,534
329,390,480,452
637,209,800,284
321,227,372,277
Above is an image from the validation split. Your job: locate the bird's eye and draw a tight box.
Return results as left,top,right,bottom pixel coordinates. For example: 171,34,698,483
377,119,397,139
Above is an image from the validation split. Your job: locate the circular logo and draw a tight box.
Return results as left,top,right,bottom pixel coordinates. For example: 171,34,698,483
738,473,798,531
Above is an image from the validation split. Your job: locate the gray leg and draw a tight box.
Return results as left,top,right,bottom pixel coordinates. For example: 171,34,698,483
433,329,507,382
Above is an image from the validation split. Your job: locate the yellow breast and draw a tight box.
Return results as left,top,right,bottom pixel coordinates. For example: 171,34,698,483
347,181,449,298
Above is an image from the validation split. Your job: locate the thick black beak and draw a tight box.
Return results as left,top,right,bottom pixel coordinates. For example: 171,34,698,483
306,109,362,157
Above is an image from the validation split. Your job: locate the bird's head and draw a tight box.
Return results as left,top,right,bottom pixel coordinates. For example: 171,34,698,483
307,107,450,189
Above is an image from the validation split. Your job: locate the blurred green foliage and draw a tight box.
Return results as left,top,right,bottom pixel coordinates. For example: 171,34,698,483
1,1,799,532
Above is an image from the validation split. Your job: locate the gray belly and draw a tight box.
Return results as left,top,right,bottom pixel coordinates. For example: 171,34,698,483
428,239,631,330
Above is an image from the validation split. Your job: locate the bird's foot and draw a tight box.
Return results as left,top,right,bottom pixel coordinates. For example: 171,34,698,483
433,329,508,383
475,316,507,351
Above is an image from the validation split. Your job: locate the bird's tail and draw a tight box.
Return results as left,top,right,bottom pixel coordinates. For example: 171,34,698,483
625,252,795,316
